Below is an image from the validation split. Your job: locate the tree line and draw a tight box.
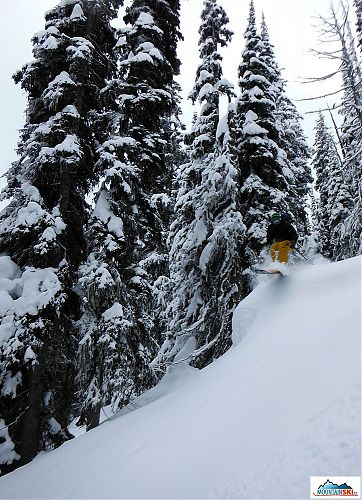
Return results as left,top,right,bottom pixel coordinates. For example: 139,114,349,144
313,0,362,260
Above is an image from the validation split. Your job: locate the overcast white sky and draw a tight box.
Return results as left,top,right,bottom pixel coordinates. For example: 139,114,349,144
0,0,348,180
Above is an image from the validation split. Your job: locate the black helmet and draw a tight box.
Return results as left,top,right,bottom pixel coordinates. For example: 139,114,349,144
281,212,292,222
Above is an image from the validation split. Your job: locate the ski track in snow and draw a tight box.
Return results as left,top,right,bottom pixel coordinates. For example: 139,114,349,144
0,257,360,499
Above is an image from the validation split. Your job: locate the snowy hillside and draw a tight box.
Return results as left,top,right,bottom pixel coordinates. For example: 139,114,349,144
0,257,360,499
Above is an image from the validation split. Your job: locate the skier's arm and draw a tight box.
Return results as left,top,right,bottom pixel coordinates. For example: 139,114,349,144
266,225,275,245
288,225,298,247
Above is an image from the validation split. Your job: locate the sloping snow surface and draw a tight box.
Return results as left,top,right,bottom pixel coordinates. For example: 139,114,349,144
0,257,360,499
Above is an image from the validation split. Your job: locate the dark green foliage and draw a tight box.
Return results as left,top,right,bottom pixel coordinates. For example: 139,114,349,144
0,0,122,473
276,95,312,235
77,0,183,427
234,2,291,266
158,0,246,370
313,114,345,258
313,113,355,261
259,14,312,234
187,0,233,157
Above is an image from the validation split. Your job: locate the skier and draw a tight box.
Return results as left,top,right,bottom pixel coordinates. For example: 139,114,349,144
266,212,298,264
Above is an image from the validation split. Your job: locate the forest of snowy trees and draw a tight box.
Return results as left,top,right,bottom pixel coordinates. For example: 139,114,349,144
0,0,361,475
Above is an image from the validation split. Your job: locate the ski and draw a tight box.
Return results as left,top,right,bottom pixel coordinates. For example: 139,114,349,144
253,268,286,276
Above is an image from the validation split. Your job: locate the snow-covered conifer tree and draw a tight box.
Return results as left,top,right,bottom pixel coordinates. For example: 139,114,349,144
260,14,312,235
0,0,121,472
77,0,183,427
313,113,340,258
119,0,182,288
315,3,362,257
339,18,362,256
234,1,292,268
276,94,312,234
186,0,233,156
312,113,353,260
259,13,282,92
156,0,246,370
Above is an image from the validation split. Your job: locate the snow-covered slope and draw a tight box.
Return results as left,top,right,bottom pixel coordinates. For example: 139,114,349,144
1,257,360,499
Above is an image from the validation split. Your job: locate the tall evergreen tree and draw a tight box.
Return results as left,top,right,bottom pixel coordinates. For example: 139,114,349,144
259,13,282,91
119,0,182,295
0,0,121,473
156,0,246,370
186,0,234,156
313,113,354,260
315,2,362,258
313,113,340,258
260,14,312,235
338,10,362,257
77,0,183,427
275,94,312,234
234,1,291,268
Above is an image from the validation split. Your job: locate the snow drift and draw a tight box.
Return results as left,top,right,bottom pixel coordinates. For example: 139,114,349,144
0,257,360,499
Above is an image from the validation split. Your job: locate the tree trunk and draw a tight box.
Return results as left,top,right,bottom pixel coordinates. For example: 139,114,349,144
17,351,46,467
86,402,101,431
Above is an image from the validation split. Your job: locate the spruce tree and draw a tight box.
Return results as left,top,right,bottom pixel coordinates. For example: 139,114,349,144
276,94,312,234
313,113,339,258
77,0,182,427
329,168,355,262
260,14,312,236
234,1,291,268
259,13,282,92
120,0,182,288
312,113,353,260
186,0,233,156
317,2,362,258
339,15,362,257
157,0,246,370
0,0,121,472
313,2,362,258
